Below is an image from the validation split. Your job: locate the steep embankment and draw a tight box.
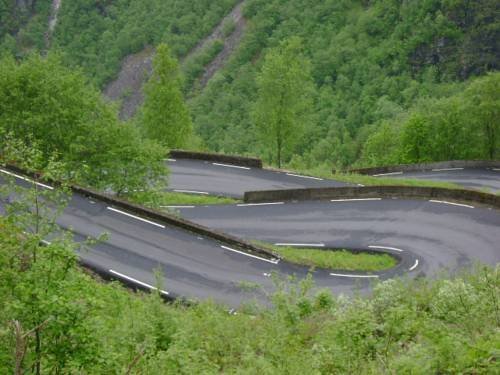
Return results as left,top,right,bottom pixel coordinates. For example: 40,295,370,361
195,0,247,88
104,0,248,120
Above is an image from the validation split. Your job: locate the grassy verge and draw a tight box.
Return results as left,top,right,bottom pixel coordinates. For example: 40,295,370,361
262,244,397,272
277,164,464,189
126,190,239,207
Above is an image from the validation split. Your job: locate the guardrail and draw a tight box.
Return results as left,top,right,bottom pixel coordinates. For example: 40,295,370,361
244,185,500,209
169,150,263,168
347,160,500,175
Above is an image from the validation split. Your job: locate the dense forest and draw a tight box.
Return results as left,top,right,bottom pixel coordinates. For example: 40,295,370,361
190,0,499,168
1,0,498,168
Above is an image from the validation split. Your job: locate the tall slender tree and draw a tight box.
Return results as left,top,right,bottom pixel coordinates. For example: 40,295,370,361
141,43,192,149
252,37,313,168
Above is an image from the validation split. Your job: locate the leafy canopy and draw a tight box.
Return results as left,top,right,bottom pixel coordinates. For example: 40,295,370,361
140,43,193,149
252,37,313,167
0,53,168,194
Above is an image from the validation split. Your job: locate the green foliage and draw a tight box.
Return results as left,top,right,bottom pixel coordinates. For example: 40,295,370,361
0,214,498,373
361,72,500,166
140,43,193,149
51,0,239,87
190,0,499,168
252,37,314,167
0,53,168,195
0,0,52,54
127,190,239,208
181,39,225,92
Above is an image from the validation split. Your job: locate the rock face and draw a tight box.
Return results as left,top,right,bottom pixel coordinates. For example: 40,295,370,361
103,47,155,120
103,0,248,121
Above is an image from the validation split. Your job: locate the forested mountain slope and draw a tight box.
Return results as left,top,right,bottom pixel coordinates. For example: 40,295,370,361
1,0,498,168
189,0,499,168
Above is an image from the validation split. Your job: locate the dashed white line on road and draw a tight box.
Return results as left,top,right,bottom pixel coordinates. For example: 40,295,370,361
107,207,166,228
109,269,169,295
372,172,403,177
409,259,419,271
173,189,209,195
164,158,176,162
357,184,365,187
221,245,280,264
0,168,54,190
331,198,382,202
286,173,324,181
492,168,500,171
212,163,251,170
237,202,284,207
431,167,464,172
429,200,474,209
369,245,404,252
330,272,379,278
274,243,325,247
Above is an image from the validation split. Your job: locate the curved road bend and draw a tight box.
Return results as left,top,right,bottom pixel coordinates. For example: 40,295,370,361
166,159,348,198
371,167,500,192
1,164,499,307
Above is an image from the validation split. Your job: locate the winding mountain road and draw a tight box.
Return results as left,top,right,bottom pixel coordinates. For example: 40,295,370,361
1,161,499,307
371,167,500,193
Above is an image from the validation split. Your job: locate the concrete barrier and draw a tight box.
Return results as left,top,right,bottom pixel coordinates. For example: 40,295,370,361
348,160,500,175
2,164,280,263
244,185,500,209
170,150,263,168
72,184,279,261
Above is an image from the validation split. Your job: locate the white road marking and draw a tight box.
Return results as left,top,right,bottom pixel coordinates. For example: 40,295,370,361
221,245,280,264
274,243,325,247
0,168,54,190
237,202,284,207
331,198,382,202
173,189,209,195
492,168,500,171
431,167,464,172
330,272,379,278
106,207,166,228
109,269,169,295
429,200,474,209
41,239,51,245
286,173,323,181
160,205,195,209
164,158,176,162
357,184,365,187
212,163,251,170
409,259,419,271
372,172,403,177
368,245,404,252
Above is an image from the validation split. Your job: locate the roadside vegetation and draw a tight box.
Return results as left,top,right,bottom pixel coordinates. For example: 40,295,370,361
127,191,239,208
0,213,497,373
190,0,499,169
269,245,397,272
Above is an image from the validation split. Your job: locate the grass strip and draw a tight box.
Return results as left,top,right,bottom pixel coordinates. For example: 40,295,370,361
276,164,464,189
266,245,397,272
126,191,239,207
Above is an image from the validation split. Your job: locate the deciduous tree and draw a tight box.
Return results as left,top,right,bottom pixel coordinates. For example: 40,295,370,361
252,37,314,168
141,43,193,148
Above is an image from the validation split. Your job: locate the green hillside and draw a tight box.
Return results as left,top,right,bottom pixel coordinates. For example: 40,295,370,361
189,0,499,168
2,0,497,169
